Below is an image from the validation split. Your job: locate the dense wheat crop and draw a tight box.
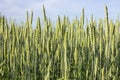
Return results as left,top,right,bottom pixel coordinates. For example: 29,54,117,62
0,6,120,80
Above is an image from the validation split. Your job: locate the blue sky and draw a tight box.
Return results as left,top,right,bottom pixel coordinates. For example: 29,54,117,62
0,0,120,24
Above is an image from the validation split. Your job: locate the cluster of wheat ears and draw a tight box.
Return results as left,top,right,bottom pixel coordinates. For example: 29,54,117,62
0,6,120,80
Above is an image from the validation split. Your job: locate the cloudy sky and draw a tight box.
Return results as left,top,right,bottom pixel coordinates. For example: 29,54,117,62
0,0,120,24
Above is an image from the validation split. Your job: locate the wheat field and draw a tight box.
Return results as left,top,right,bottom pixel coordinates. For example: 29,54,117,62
0,6,120,80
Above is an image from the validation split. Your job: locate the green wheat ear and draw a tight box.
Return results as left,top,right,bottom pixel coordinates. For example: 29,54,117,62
42,5,47,22
30,10,33,25
26,10,29,22
104,5,109,40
